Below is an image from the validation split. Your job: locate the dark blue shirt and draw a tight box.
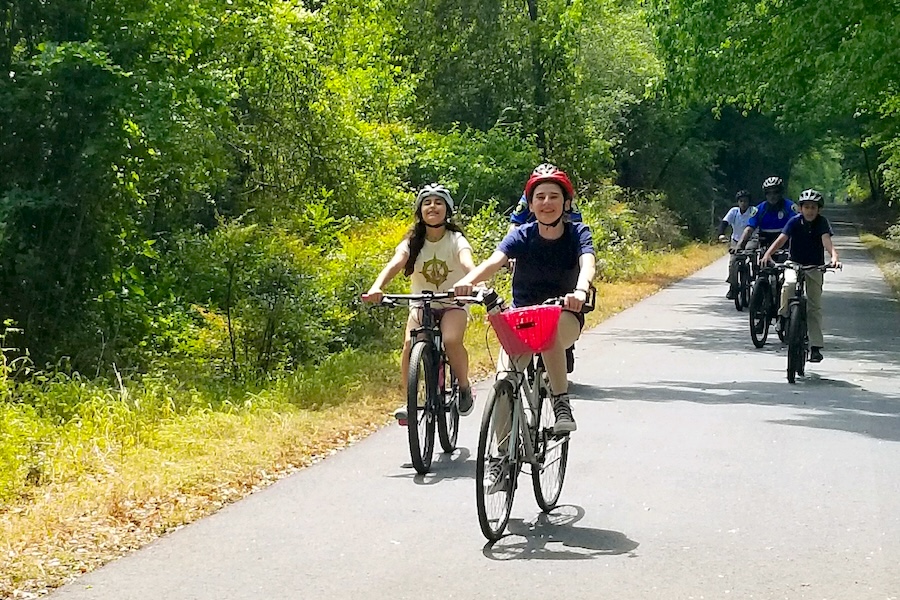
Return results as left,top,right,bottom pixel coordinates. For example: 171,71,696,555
747,198,798,246
498,221,594,307
781,214,833,266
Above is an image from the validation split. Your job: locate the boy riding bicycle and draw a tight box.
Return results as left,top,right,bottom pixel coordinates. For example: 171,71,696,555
718,189,758,299
760,189,841,363
454,164,596,434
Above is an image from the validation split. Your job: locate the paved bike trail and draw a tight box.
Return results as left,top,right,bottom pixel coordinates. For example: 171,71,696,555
51,212,900,599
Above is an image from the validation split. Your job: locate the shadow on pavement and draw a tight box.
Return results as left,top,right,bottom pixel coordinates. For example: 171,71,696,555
576,378,900,443
385,447,476,484
482,504,639,561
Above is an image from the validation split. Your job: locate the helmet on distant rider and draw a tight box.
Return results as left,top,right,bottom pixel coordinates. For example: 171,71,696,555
797,188,824,207
735,189,751,202
415,184,455,219
525,163,574,203
762,176,784,193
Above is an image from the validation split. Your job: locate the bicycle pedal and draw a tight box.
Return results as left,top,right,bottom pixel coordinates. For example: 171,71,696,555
397,418,408,427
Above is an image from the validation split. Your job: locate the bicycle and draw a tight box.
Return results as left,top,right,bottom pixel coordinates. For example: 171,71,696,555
365,291,479,474
731,248,759,311
474,287,594,541
748,249,788,347
777,262,840,384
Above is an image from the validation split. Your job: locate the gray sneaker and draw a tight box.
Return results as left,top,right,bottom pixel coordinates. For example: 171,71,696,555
458,387,475,416
552,393,577,434
484,457,507,494
393,406,407,423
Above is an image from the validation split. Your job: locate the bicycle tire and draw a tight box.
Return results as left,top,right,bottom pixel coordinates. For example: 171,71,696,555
786,304,803,383
407,341,436,474
734,263,745,311
531,365,568,512
476,380,517,541
749,279,769,348
739,263,751,309
436,361,459,453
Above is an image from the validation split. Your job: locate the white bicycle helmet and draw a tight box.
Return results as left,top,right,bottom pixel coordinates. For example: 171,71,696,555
762,176,784,191
415,184,455,217
797,188,824,207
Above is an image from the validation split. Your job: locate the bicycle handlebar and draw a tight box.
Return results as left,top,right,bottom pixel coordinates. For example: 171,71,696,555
775,261,842,273
361,290,483,308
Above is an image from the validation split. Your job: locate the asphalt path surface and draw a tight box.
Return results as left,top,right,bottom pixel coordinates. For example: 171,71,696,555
51,212,900,599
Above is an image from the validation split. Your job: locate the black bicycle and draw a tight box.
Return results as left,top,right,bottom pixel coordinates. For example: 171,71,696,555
748,249,788,347
475,288,594,541
731,248,759,311
777,262,840,384
368,291,478,474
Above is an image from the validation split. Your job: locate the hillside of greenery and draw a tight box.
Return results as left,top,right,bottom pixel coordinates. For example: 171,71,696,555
2,0,899,510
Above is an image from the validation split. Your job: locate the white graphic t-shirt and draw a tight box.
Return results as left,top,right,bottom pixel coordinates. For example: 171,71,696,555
399,231,472,293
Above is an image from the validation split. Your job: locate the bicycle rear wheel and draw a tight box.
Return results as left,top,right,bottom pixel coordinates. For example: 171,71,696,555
407,341,436,474
531,365,568,512
734,263,745,311
476,380,517,541
437,361,459,453
749,279,770,348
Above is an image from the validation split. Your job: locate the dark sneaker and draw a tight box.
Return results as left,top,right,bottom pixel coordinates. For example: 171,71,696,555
484,457,507,494
552,393,577,434
809,347,824,363
566,346,575,374
777,316,786,337
393,406,408,425
726,288,736,300
458,386,475,416
753,318,765,334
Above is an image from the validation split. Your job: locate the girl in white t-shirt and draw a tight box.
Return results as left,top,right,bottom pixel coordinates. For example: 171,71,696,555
363,184,477,417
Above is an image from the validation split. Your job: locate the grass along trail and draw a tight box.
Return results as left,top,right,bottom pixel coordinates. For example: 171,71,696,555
1,242,725,599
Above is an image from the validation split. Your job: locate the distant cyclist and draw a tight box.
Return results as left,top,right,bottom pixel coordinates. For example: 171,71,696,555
508,164,582,373
717,189,758,299
760,189,841,363
736,176,798,252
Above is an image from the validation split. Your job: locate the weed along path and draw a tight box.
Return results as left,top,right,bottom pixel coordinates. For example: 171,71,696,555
49,216,900,600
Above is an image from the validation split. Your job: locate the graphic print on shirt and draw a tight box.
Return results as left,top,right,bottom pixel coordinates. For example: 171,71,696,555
420,254,450,287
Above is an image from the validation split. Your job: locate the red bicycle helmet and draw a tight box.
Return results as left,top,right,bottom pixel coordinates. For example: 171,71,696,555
525,163,574,202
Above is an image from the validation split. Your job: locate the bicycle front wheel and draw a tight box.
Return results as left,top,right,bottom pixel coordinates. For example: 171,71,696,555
407,341,436,474
749,278,770,347
531,366,568,512
476,379,517,541
437,361,459,453
738,264,751,310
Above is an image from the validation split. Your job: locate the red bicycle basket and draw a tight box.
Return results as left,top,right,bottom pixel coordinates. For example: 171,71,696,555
488,305,562,355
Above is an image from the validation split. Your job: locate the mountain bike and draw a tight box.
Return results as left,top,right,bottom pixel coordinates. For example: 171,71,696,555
366,291,479,474
474,288,594,541
777,262,840,384
748,249,788,347
731,248,759,311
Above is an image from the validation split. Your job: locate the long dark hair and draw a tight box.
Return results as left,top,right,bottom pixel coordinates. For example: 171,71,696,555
403,220,466,277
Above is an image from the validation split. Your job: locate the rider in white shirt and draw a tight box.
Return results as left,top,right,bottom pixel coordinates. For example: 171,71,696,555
717,189,758,299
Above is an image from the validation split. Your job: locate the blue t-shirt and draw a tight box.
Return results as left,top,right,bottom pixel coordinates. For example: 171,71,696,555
498,221,594,307
746,198,798,245
509,194,583,225
781,214,833,266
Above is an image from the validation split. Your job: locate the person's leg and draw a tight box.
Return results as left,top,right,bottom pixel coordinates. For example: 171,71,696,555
540,312,581,433
439,308,474,414
779,268,797,318
805,270,825,355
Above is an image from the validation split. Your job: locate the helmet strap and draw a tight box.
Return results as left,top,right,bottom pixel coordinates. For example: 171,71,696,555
424,222,447,229
537,214,564,227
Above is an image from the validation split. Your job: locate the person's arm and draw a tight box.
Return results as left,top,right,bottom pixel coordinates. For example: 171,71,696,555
453,251,509,296
823,233,841,267
565,253,596,312
363,244,408,302
736,226,754,249
761,233,789,263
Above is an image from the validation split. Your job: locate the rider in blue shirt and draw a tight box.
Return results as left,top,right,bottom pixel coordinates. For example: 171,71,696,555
736,176,799,251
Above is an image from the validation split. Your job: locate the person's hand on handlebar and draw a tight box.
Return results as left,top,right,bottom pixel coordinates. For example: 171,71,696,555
453,281,474,298
361,288,383,303
718,234,728,243
564,288,588,312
